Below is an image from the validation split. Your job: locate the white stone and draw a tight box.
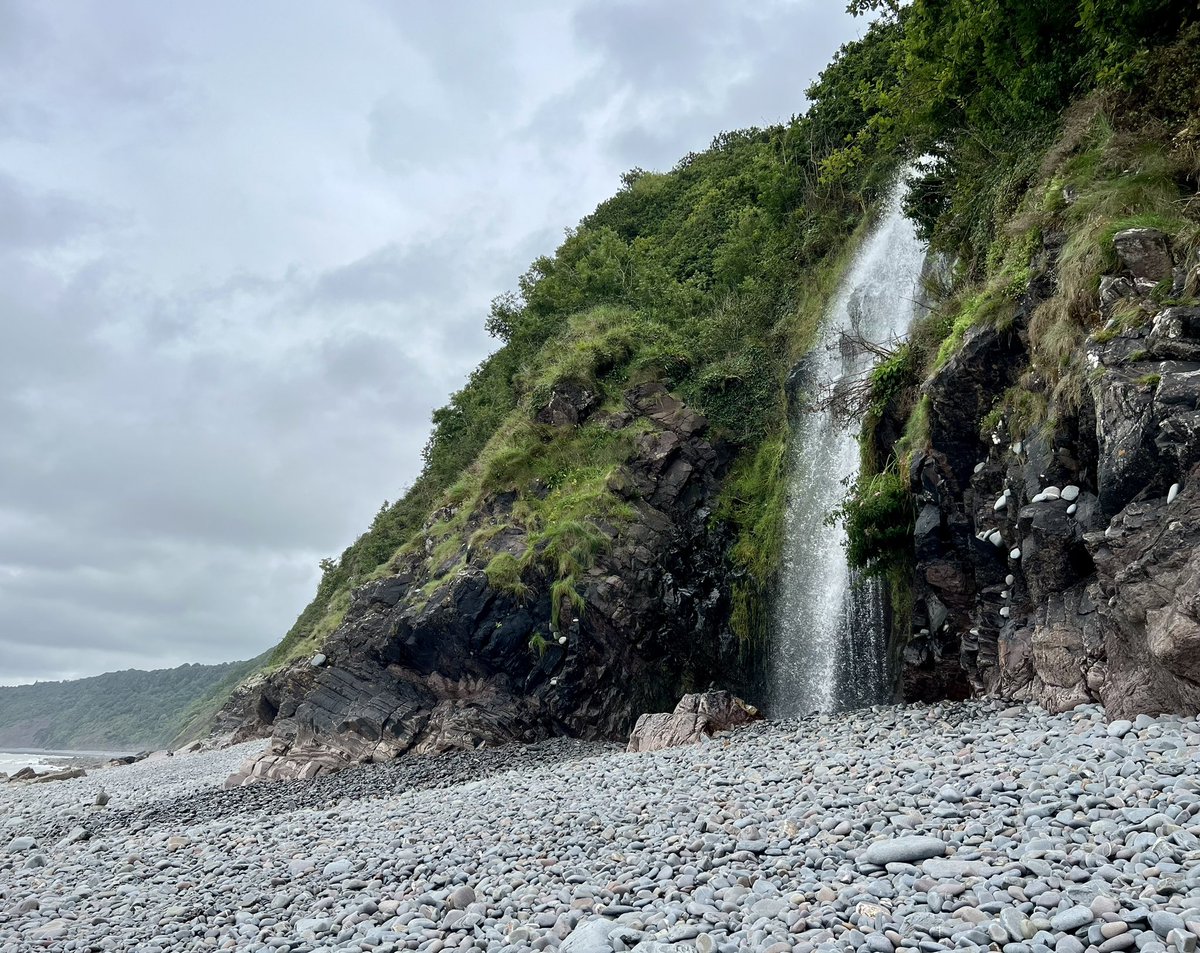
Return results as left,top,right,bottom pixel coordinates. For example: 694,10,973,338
310,653,327,668
1061,485,1080,501
988,530,1003,547
992,434,1002,445
557,636,567,645
974,461,986,474
1013,441,1023,455
1032,493,1047,503
1168,483,1181,504
1043,486,1061,499
1002,590,1010,600
1005,574,1014,585
994,496,1008,511
1010,548,1022,560
1067,503,1078,516
1000,607,1010,618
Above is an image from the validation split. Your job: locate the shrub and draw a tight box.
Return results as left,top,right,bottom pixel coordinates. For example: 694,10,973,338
831,468,914,576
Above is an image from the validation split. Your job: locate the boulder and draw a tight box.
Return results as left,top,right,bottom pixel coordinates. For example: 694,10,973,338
626,691,761,753
534,380,599,428
28,767,86,784
1112,228,1173,283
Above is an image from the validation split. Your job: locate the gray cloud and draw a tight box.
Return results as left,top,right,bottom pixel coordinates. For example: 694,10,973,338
0,0,859,685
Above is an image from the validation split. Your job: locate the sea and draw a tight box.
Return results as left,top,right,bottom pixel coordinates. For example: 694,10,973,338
0,749,131,774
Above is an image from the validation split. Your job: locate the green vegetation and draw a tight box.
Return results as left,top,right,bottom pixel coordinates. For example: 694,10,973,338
831,469,914,577
0,658,263,751
252,18,917,668
830,0,1197,614
251,0,1198,701
981,386,1050,444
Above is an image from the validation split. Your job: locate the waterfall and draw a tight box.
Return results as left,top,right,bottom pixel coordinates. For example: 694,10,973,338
767,178,926,718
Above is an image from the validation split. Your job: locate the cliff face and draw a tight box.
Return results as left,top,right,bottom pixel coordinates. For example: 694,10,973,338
902,227,1200,718
224,383,752,782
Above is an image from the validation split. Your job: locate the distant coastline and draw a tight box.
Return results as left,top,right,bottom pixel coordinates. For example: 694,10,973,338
0,747,133,775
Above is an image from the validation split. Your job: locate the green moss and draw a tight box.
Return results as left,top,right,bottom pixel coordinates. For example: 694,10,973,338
895,395,932,468
550,576,586,631
484,552,528,599
832,468,915,577
1134,372,1162,388
980,386,1049,442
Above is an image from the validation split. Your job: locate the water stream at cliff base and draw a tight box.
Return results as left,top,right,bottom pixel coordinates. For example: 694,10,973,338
768,181,926,718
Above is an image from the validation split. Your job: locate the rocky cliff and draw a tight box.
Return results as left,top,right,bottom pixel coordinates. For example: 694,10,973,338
224,383,752,782
901,225,1200,718
217,10,1200,772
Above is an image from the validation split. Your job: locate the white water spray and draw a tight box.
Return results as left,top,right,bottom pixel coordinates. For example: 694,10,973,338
768,180,926,717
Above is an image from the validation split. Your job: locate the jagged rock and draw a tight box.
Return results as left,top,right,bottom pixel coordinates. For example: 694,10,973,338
534,380,599,428
1015,500,1091,603
1025,585,1104,713
1099,275,1135,313
1112,227,1173,283
227,384,745,783
1092,366,1162,517
904,450,975,700
925,321,1027,488
626,691,761,753
1090,474,1200,717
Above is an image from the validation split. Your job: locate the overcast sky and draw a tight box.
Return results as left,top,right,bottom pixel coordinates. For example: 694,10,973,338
0,0,863,685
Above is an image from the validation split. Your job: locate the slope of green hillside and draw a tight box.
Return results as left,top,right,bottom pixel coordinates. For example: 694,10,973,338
0,657,263,751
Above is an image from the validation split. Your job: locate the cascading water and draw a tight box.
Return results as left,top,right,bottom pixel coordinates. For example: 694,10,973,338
768,178,927,718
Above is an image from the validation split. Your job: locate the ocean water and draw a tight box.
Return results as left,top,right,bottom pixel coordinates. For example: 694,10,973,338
0,747,132,774
0,751,72,774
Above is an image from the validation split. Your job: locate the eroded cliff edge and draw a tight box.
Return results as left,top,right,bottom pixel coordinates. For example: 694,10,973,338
223,384,751,782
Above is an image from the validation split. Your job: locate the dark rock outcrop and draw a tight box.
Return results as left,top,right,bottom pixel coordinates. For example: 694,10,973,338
626,690,761,753
227,384,746,783
534,380,600,428
1090,477,1200,718
898,226,1200,717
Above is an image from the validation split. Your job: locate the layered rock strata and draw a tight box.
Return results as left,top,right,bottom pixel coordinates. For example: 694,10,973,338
225,384,746,783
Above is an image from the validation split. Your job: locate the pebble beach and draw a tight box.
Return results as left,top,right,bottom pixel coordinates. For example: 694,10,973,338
1,700,1199,953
